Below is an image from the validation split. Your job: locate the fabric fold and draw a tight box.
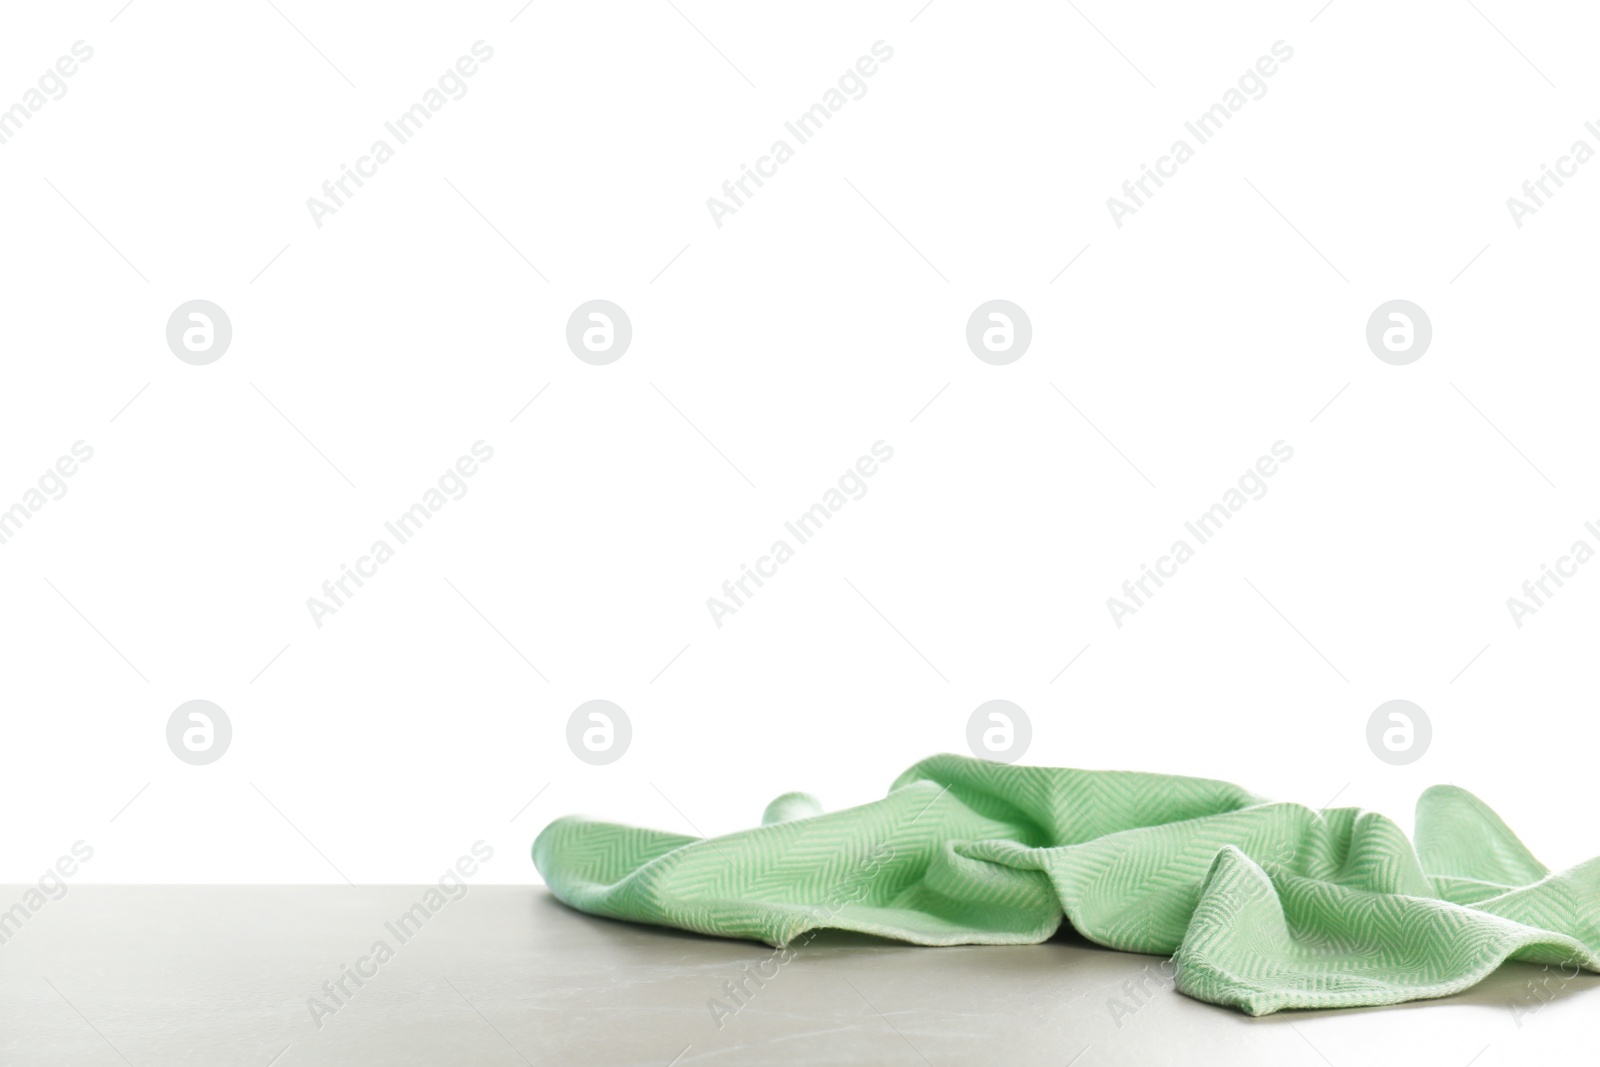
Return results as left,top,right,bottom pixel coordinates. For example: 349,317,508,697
532,754,1600,1013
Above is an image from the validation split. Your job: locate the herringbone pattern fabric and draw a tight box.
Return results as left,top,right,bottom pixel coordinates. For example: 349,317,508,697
532,755,1600,1014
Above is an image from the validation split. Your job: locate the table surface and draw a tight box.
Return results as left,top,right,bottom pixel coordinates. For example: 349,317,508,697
2,885,1592,1066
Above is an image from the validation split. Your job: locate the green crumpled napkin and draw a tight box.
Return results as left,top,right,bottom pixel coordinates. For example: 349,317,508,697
532,754,1600,1014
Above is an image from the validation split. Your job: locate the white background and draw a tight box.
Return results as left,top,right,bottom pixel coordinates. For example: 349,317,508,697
2,0,1597,885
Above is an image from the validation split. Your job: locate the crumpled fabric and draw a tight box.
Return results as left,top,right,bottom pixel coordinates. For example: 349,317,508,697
533,754,1600,1014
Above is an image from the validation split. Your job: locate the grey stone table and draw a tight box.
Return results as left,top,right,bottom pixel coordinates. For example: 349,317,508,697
2,886,1592,1066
